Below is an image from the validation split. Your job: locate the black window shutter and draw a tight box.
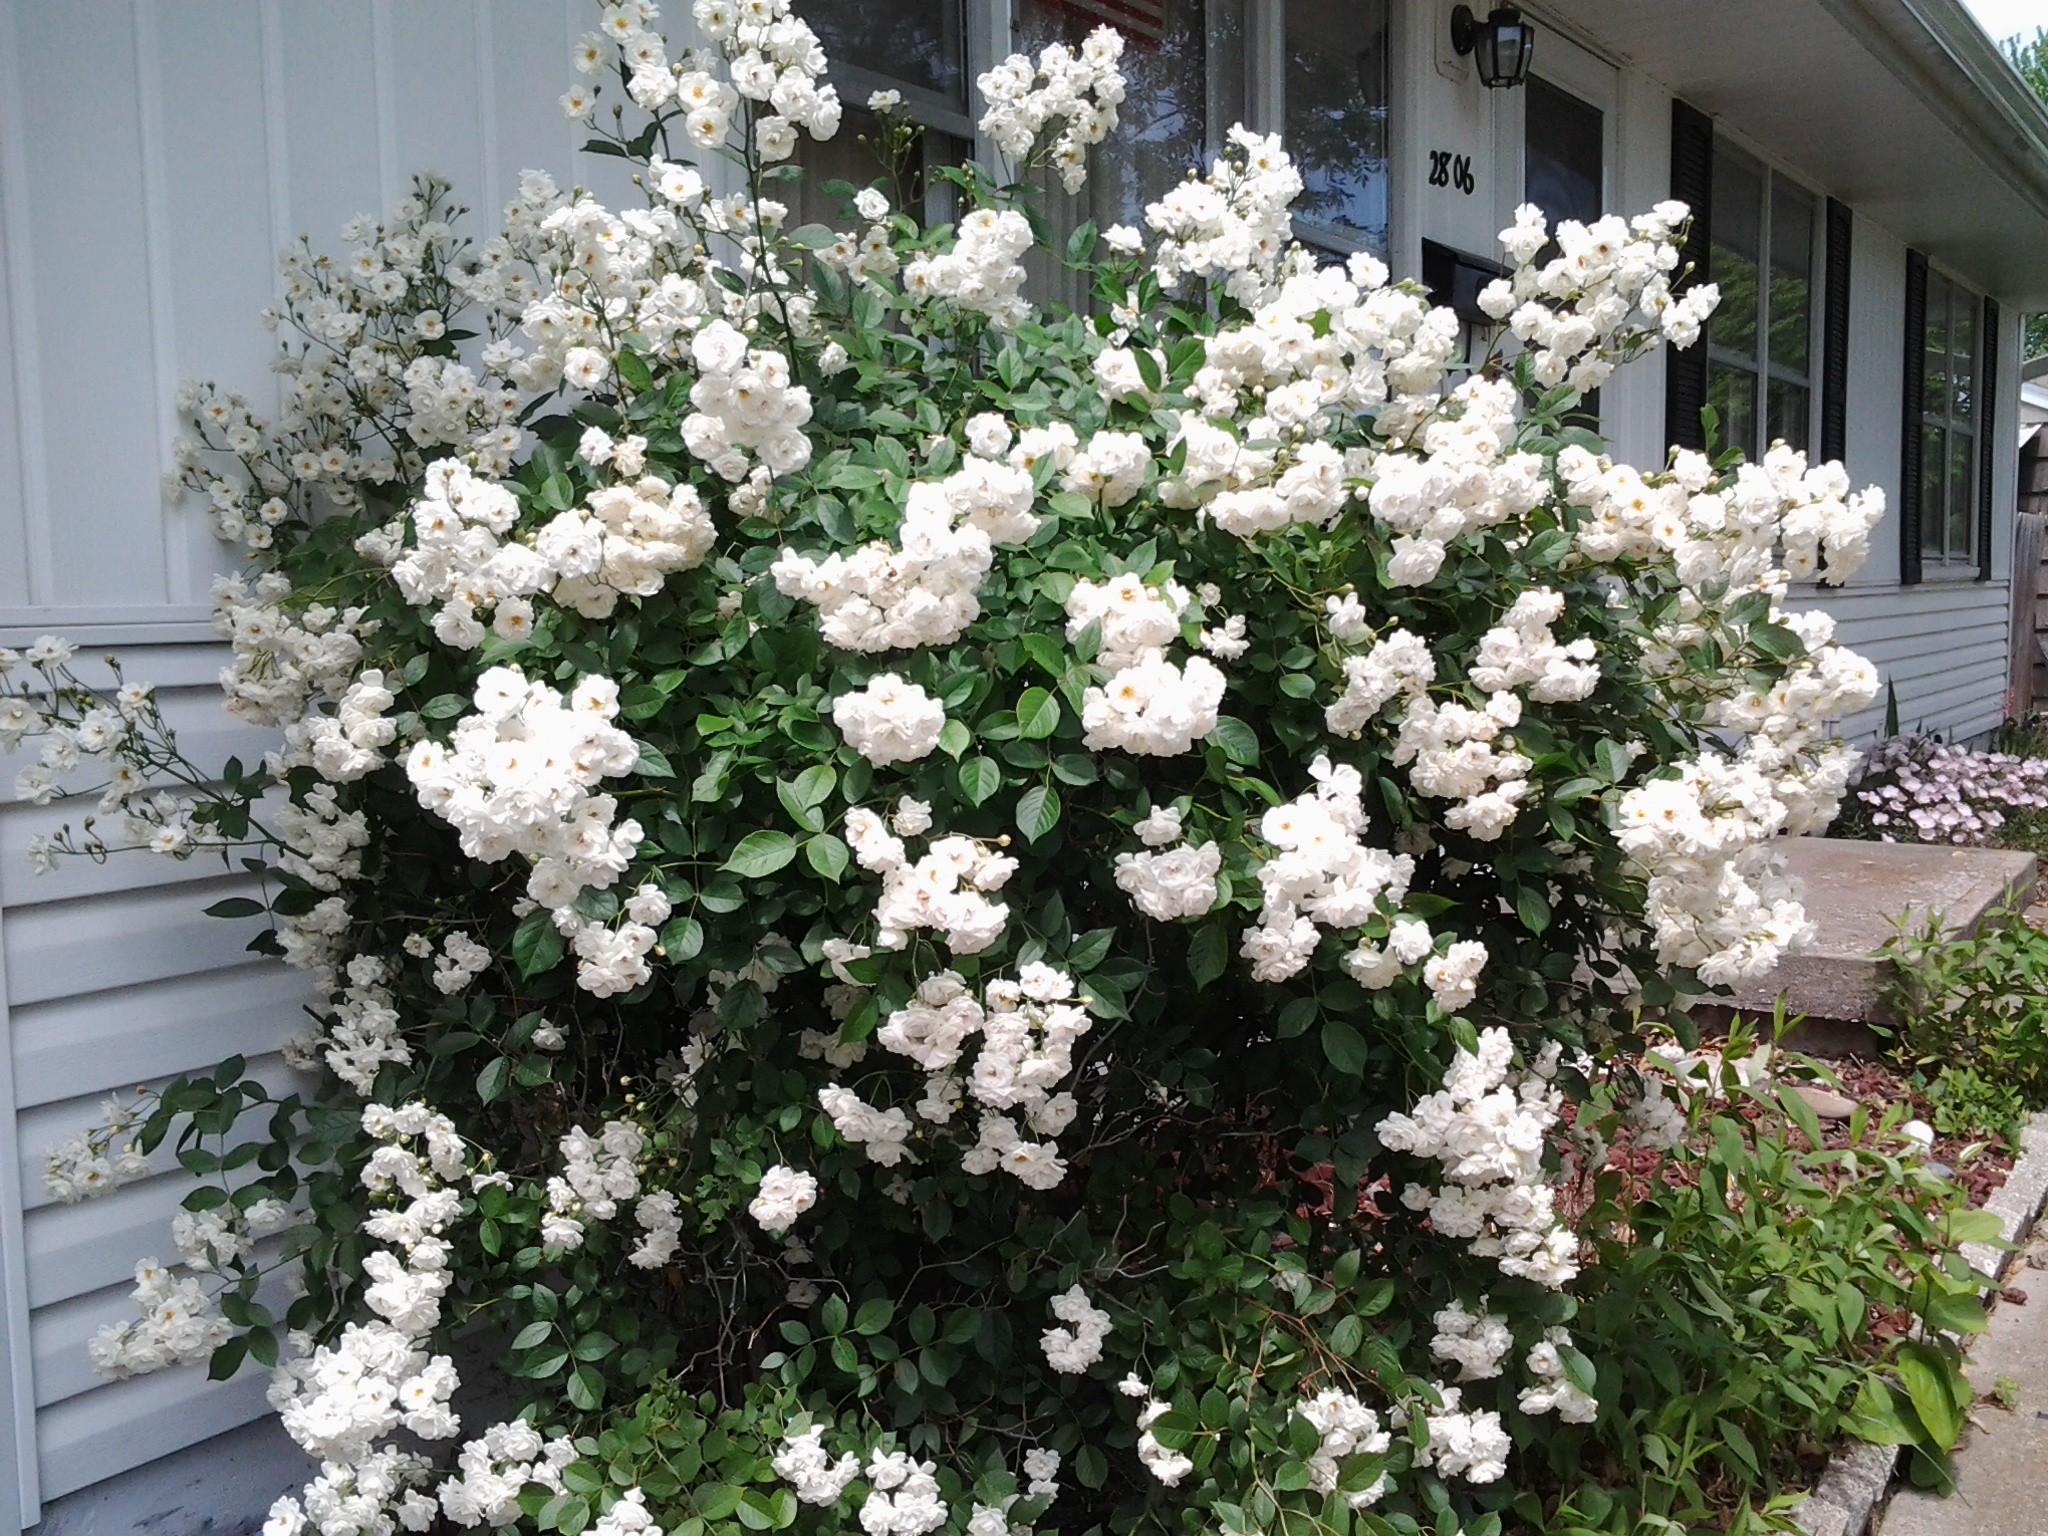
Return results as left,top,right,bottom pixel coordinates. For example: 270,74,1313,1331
1821,198,1851,464
1979,295,1999,580
1665,100,1714,453
1900,250,1927,586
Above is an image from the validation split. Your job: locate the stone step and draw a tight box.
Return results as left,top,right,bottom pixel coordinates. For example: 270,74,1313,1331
1723,838,2037,1046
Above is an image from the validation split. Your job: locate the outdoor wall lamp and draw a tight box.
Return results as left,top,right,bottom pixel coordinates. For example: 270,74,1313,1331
1451,4,1536,88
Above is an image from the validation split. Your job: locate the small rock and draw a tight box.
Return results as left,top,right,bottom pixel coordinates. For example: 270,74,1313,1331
2002,1287,2029,1305
1793,1083,1859,1119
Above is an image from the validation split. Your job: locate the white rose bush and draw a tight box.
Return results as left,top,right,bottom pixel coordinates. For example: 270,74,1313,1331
2,3,1999,1533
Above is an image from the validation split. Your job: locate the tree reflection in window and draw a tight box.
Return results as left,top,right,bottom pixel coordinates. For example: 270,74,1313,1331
1705,142,1813,458
795,0,967,111
1286,0,1390,254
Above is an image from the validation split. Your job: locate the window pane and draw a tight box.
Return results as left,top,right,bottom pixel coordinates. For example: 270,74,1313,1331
1708,361,1758,457
1709,147,1763,362
797,0,966,110
1949,429,1974,560
1766,378,1809,452
791,103,964,228
1951,297,1975,423
1920,423,1946,559
1768,180,1813,377
1286,0,1391,250
1524,77,1603,232
1014,0,1219,230
1925,271,1951,361
1924,352,1948,419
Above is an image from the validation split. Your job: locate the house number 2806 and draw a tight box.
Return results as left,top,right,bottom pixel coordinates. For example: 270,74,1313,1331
1429,151,1476,193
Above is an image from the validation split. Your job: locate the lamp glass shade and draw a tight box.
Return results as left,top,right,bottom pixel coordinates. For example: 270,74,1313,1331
1475,10,1534,87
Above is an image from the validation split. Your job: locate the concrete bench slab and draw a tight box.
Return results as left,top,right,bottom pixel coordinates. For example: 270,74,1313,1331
1723,838,2037,1046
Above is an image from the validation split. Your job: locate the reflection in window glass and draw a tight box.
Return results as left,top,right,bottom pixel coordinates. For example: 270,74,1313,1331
1286,0,1390,252
1708,362,1756,457
1524,77,1602,233
795,0,967,111
789,100,966,231
1014,0,1226,227
1768,181,1811,376
1706,142,1812,456
1708,148,1762,364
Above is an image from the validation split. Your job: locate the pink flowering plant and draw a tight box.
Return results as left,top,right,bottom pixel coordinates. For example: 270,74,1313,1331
0,2,1989,1532
1845,732,2048,845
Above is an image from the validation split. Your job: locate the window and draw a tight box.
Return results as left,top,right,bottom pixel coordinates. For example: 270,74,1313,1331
792,0,973,229
1285,0,1390,256
1014,0,1242,233
800,0,969,121
1012,0,1387,306
1524,74,1603,415
1918,268,1980,570
792,0,1394,292
1524,76,1601,234
1704,143,1815,457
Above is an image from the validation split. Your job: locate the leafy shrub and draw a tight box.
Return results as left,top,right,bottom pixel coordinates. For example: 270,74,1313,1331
1880,907,2048,1135
1543,1039,1990,1532
0,4,1962,1535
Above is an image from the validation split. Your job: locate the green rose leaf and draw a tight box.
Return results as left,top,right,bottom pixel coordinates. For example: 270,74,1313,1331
724,830,798,878
1016,784,1061,843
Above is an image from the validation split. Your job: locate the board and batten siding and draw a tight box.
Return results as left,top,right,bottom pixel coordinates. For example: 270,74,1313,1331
0,3,644,1525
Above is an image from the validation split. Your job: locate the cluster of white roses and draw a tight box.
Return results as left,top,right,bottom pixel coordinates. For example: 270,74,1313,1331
299,954,412,1095
832,675,947,767
405,662,642,921
1519,1328,1599,1423
1481,201,1718,391
1299,1389,1393,1507
681,319,815,481
1366,376,1548,584
845,810,1017,955
172,173,532,555
774,450,1040,653
43,1093,151,1203
744,1163,816,1235
1615,752,1821,986
85,1257,233,1382
1144,127,1305,305
824,964,1095,1193
905,208,1037,331
1378,1028,1579,1289
976,26,1127,193
1039,1284,1111,1372
439,1420,582,1528
1,640,204,878
384,455,714,645
591,0,840,157
1241,757,1416,985
1113,804,1222,921
1064,572,1225,757
260,1102,473,1536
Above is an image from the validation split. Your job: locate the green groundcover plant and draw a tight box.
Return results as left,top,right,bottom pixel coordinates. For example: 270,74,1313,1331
0,3,1992,1533
1879,905,2048,1139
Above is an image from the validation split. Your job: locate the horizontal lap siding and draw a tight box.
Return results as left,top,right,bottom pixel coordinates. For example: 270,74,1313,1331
1803,580,2013,741
0,705,314,1502
0,3,605,1518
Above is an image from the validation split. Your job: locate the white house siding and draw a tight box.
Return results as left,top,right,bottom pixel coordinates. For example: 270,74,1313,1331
0,3,637,1525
